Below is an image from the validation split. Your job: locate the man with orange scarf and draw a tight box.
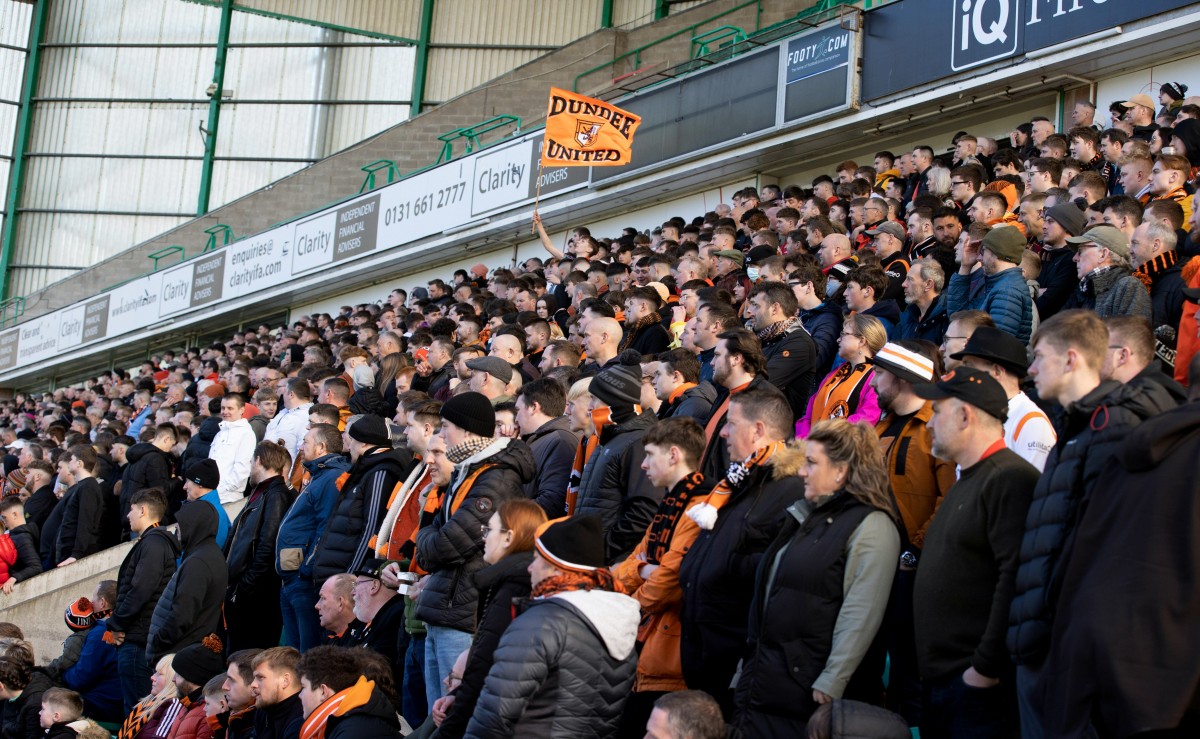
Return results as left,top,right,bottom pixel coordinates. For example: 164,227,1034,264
466,515,640,738
296,647,400,738
613,418,714,735
678,385,806,718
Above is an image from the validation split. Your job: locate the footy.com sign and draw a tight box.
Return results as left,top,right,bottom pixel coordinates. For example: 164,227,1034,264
863,0,1197,99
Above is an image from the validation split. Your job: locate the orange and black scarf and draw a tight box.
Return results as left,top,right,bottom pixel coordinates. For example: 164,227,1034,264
299,677,376,739
565,434,599,516
644,472,706,564
686,441,785,530
531,568,623,599
619,312,662,352
1133,250,1178,291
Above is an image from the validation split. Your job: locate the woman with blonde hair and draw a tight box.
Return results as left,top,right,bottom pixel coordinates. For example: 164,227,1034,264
119,654,183,739
734,420,901,734
796,314,887,437
434,499,549,738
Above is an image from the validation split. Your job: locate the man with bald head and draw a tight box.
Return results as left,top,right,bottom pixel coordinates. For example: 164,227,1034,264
489,331,538,384
581,317,623,377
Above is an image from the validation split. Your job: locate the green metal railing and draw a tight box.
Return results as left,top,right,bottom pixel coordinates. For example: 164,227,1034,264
436,115,522,164
0,297,25,327
573,0,763,92
203,224,235,253
147,246,185,272
691,25,747,58
359,160,402,193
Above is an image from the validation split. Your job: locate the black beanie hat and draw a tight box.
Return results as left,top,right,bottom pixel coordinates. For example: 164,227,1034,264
535,515,607,572
173,634,226,687
590,363,641,412
184,458,220,490
440,392,495,438
349,414,392,447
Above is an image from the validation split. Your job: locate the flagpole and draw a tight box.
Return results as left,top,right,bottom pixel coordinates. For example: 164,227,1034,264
531,159,546,234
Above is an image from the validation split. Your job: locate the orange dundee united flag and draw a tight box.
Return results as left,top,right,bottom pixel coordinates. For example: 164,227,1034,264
542,87,641,167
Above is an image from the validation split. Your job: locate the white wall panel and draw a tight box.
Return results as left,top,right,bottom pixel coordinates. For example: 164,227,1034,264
239,0,424,41
426,48,542,103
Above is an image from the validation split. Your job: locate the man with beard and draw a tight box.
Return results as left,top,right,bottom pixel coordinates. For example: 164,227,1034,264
745,281,816,422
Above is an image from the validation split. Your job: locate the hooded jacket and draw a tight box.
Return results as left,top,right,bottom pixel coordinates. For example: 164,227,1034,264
678,445,807,702
415,438,533,632
947,266,1034,344
574,411,663,562
759,321,818,421
276,453,350,579
209,417,256,503
107,524,180,644
146,502,228,664
180,415,220,472
1007,378,1177,667
320,681,401,739
522,416,578,518
1036,246,1078,320
311,446,414,584
860,299,901,339
1037,402,1200,737
120,443,175,534
465,589,641,739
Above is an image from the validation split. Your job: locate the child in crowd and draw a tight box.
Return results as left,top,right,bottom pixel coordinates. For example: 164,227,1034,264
46,598,96,679
202,673,227,724
39,687,85,738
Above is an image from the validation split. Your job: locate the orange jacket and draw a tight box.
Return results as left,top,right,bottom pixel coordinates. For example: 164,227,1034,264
1175,258,1200,386
875,402,957,550
613,497,704,692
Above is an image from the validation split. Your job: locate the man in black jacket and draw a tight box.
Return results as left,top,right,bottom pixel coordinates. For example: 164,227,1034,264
747,281,817,422
698,329,771,482
249,647,304,739
345,558,404,665
310,415,413,584
515,378,578,517
146,501,228,665
574,361,661,561
653,348,716,423
1007,310,1177,737
225,442,296,652
107,487,179,713
0,496,40,593
52,444,105,567
678,385,805,717
119,424,178,538
20,460,56,531
415,392,532,706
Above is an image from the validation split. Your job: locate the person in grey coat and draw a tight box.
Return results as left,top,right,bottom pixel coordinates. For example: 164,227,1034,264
1063,225,1154,319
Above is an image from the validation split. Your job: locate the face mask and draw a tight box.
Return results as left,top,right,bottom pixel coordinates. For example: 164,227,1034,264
747,267,761,281
826,279,841,298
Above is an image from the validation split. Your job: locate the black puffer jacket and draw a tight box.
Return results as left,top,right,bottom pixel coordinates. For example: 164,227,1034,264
6,523,41,582
311,446,414,584
574,411,661,562
120,443,175,535
226,475,295,596
679,446,807,703
180,415,220,471
465,589,641,739
437,551,533,739
1007,378,1177,666
522,416,577,518
146,501,228,664
415,438,533,632
657,381,717,423
760,321,818,422
106,524,179,644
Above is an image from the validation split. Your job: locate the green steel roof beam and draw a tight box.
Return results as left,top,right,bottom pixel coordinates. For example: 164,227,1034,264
0,0,49,303
196,0,234,216
411,0,436,117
